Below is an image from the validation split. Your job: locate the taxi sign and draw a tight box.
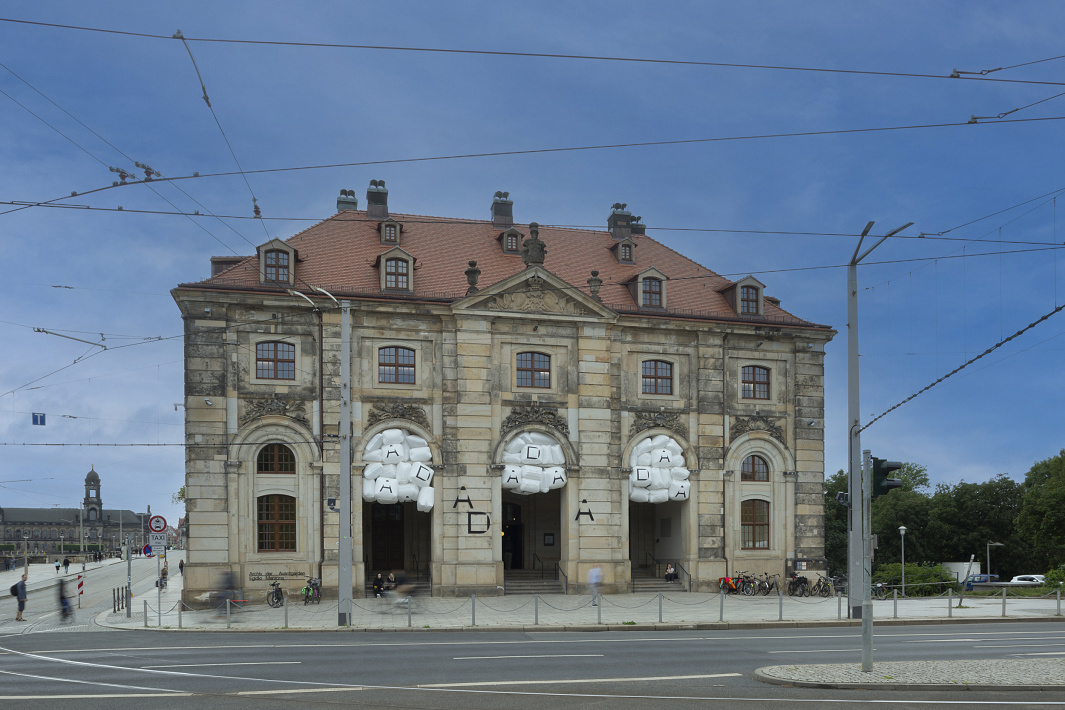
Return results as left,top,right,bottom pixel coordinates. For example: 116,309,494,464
149,532,167,548
143,544,153,557
148,515,167,533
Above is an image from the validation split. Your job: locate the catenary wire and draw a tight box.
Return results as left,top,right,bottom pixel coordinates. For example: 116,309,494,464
3,17,1065,87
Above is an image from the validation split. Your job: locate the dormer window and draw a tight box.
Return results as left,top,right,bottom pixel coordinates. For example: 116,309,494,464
718,275,765,316
384,258,409,290
379,218,402,245
498,228,523,254
612,238,636,264
642,277,662,307
621,244,632,261
264,250,288,282
740,286,758,314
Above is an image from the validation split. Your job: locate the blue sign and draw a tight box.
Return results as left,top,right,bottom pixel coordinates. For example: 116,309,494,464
32,413,45,426
143,544,153,557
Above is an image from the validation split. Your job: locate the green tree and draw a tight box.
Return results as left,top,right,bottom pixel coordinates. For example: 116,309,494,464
1016,449,1065,570
823,469,848,577
172,486,185,506
871,487,932,571
897,462,930,493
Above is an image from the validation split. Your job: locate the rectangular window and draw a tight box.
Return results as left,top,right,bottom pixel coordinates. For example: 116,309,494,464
258,495,297,551
385,258,409,290
516,352,551,388
379,346,416,384
740,285,759,314
741,499,770,549
642,277,662,307
265,250,289,282
256,342,296,380
741,366,770,399
641,359,673,395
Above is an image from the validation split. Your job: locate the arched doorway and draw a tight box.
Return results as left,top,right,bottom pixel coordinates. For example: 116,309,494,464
499,430,568,588
627,434,693,585
361,427,435,582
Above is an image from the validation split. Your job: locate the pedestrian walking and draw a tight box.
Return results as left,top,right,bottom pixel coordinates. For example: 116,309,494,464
588,565,602,606
55,559,61,574
178,559,184,575
63,557,70,574
15,574,28,621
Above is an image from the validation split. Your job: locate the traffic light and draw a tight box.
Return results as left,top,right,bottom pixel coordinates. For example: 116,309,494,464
871,457,903,498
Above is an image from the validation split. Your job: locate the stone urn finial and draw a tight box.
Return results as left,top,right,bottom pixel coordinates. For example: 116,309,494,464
465,260,481,295
587,270,603,301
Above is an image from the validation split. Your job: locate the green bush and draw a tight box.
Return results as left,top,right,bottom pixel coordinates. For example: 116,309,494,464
872,563,959,595
1043,564,1065,588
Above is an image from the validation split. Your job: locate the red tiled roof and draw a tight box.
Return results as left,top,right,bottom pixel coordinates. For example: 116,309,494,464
179,210,824,328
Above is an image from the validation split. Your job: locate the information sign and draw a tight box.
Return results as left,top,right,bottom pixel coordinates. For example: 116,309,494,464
148,515,167,533
149,532,168,548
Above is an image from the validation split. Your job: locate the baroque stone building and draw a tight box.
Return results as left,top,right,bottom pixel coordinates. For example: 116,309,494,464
1,468,149,555
172,184,834,600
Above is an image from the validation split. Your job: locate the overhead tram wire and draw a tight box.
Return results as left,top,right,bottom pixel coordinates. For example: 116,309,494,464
5,199,1063,248
3,17,1065,88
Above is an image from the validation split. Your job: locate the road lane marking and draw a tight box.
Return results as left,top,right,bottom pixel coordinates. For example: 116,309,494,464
0,668,187,695
419,672,742,687
768,648,866,653
454,654,603,660
1013,651,1065,656
142,661,302,669
978,643,1065,649
235,687,367,695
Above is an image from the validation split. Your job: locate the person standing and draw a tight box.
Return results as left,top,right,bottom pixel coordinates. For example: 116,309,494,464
54,559,60,574
178,559,184,576
588,565,602,606
15,574,28,621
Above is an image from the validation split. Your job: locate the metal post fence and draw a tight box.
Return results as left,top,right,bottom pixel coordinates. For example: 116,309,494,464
1058,587,1062,616
719,589,724,622
534,595,539,625
143,600,147,627
178,601,182,629
659,593,663,623
778,588,783,621
893,589,897,619
1002,587,1007,617
471,594,476,627
284,596,288,629
226,599,231,629
838,591,842,619
406,597,411,627
948,588,952,618
597,594,602,624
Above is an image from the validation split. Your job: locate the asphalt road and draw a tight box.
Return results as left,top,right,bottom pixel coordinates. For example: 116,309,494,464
1,622,1064,708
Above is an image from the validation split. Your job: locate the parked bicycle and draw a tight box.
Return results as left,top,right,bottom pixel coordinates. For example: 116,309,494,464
872,581,888,600
786,574,810,597
266,580,284,608
810,574,834,598
301,577,322,605
717,574,741,594
756,572,779,596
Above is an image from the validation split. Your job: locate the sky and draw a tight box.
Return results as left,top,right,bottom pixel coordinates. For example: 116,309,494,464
1,2,1064,526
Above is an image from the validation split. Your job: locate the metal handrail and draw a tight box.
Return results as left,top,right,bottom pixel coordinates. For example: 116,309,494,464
676,562,691,592
411,553,419,581
555,562,568,594
532,552,545,580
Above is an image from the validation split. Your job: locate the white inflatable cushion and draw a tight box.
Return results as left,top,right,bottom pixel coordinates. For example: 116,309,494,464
406,435,428,449
648,488,668,504
650,448,675,467
629,487,650,503
408,446,432,463
380,442,408,463
364,433,383,452
411,463,434,487
636,452,652,467
363,478,376,501
397,483,419,503
544,466,567,489
362,449,384,462
520,444,546,464
381,428,406,445
502,465,522,489
631,467,652,488
668,479,691,500
502,451,521,464
363,462,384,481
374,477,399,504
416,486,435,512
671,467,690,481
395,462,412,484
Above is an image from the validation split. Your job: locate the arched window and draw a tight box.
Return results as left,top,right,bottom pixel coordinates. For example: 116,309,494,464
641,360,673,395
51,529,57,539
516,352,551,388
256,341,296,380
88,509,97,521
741,499,770,549
740,285,759,314
384,258,409,289
258,495,296,551
257,444,296,474
741,455,769,481
264,249,289,282
379,346,416,383
642,277,662,307
741,365,770,400
33,529,40,538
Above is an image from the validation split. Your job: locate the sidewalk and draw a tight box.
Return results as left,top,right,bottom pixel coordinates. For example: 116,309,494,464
0,556,125,598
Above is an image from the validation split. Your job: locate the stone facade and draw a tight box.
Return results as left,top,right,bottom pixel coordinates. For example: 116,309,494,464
172,189,834,600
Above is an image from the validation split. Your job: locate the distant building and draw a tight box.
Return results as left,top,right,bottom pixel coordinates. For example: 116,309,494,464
0,467,149,555
173,184,835,600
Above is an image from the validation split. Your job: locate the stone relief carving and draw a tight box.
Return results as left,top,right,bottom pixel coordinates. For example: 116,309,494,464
630,410,687,439
500,404,570,438
730,415,786,445
486,288,587,316
241,398,309,426
366,402,431,432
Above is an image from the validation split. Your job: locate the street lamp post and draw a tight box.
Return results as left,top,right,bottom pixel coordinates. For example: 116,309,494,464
22,532,29,572
987,541,1004,579
898,526,907,597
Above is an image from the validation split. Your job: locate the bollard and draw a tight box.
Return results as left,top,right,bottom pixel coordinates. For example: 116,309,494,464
534,594,539,625
778,588,783,621
407,597,411,628
948,587,952,618
1058,587,1062,617
597,593,602,625
893,588,898,619
227,599,231,629
284,595,288,629
143,600,148,627
837,590,842,619
719,588,724,622
178,601,182,629
472,593,476,627
659,592,663,624
1002,587,1007,617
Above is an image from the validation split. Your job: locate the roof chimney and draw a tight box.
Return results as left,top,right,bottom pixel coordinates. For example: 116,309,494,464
366,179,388,219
630,215,646,237
608,203,631,240
337,189,359,212
491,191,514,229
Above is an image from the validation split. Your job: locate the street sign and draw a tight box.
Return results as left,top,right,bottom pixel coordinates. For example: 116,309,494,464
148,515,167,533
143,544,153,557
149,532,167,548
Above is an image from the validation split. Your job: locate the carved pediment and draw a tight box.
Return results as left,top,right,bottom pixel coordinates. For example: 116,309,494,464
730,415,785,445
241,398,309,426
366,402,431,432
486,284,589,316
453,266,616,320
631,410,687,439
501,404,570,438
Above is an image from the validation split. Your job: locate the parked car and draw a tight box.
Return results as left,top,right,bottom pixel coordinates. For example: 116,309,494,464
963,574,999,591
1007,575,1045,585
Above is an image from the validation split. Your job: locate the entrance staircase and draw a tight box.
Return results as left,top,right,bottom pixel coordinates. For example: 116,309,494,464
503,568,565,595
631,565,684,593
363,574,431,598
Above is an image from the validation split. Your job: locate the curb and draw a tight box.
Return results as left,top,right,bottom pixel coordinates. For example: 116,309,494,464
752,668,1065,692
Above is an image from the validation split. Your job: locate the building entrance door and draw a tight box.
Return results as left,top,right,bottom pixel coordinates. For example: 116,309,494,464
370,503,404,571
503,501,524,570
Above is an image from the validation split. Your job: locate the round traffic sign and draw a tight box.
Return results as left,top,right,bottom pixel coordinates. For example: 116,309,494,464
148,515,167,533
143,544,153,557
